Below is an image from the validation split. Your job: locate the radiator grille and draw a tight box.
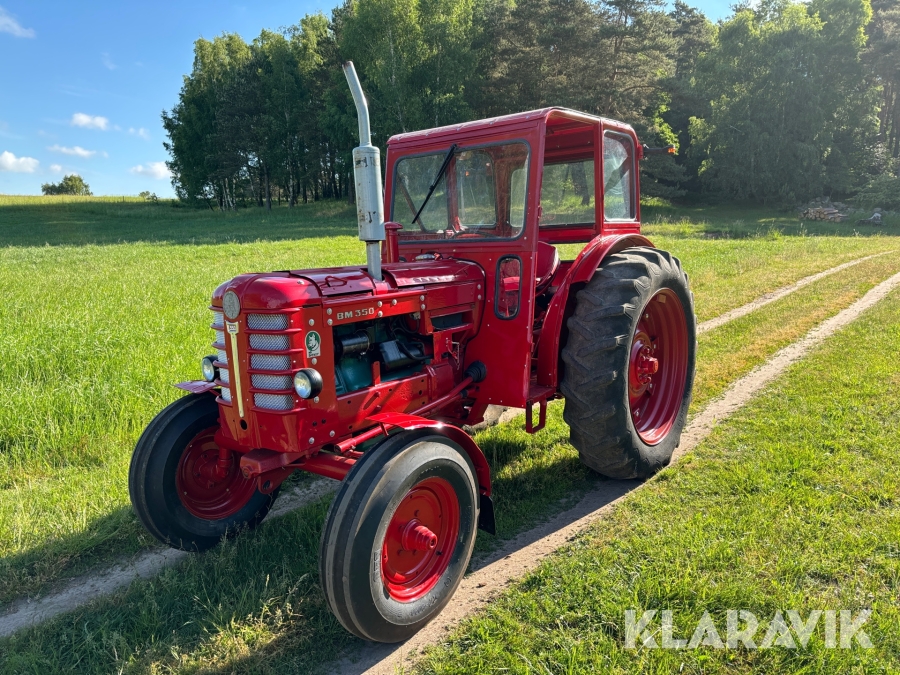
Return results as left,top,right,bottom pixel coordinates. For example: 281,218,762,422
214,330,225,348
218,369,230,385
251,374,292,391
247,313,289,330
251,353,290,371
212,311,224,329
253,393,293,411
216,349,228,366
220,387,232,403
249,334,290,351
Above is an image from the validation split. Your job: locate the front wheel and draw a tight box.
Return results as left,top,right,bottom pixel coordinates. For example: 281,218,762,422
128,394,278,551
319,430,479,643
561,246,697,479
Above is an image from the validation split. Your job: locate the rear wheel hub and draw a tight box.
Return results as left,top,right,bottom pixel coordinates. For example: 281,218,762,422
628,289,689,445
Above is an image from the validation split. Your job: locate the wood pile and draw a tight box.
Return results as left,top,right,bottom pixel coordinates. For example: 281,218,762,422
800,206,847,222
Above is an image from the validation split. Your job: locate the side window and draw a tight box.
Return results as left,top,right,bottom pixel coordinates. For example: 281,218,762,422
509,167,526,231
539,160,595,227
456,150,496,228
603,132,635,221
495,256,522,319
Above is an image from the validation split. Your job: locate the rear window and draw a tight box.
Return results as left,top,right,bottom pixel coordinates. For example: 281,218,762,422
539,159,595,227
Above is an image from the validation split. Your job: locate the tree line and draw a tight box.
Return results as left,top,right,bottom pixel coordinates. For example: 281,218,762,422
162,0,900,209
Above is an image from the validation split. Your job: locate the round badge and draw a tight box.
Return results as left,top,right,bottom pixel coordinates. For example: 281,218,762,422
223,291,241,320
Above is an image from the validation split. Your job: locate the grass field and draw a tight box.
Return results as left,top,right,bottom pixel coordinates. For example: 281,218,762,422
0,196,898,672
417,289,900,675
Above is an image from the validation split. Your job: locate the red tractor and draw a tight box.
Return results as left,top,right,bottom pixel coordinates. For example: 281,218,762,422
129,62,695,643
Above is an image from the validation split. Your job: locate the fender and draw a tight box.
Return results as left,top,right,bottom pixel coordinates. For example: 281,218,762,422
536,233,653,389
367,411,496,534
366,411,491,497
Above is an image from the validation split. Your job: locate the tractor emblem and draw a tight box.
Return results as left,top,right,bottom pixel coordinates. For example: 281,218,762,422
306,331,321,357
222,291,240,320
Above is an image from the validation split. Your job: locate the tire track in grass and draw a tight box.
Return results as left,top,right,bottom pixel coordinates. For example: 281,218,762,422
340,268,900,675
0,478,338,638
696,251,893,335
2,261,897,643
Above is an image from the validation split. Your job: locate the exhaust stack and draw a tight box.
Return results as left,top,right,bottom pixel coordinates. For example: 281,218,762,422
343,61,385,281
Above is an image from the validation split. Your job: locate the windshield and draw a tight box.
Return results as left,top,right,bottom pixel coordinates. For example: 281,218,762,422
390,142,530,241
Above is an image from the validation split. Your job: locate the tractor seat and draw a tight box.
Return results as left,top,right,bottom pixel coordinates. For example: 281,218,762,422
535,241,560,295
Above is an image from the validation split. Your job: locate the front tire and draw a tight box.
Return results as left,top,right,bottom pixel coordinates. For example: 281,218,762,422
319,429,479,643
561,247,696,479
128,394,278,551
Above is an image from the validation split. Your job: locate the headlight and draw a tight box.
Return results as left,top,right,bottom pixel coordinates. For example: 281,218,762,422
293,368,323,399
201,355,218,382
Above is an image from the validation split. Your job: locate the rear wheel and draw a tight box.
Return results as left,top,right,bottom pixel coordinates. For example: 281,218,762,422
319,430,479,643
561,247,696,479
128,394,278,551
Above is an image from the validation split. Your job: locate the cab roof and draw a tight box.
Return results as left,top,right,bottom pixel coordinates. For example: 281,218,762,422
387,107,636,149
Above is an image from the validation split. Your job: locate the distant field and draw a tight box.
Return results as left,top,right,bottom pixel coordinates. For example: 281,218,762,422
0,196,898,635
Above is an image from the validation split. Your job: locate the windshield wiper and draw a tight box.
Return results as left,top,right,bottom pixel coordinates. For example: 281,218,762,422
411,144,457,226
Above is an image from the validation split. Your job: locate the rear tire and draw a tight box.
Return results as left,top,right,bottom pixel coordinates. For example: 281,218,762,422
319,429,479,643
128,394,278,551
561,247,696,479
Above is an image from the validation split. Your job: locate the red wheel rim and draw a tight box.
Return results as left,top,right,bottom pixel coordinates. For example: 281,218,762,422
381,477,460,602
175,427,257,519
628,289,689,445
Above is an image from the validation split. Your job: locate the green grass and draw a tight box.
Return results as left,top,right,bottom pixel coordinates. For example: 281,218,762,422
415,292,900,675
2,266,897,675
0,195,357,246
0,197,899,669
0,198,897,604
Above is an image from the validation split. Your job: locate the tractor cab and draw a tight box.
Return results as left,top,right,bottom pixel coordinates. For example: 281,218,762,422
383,109,647,419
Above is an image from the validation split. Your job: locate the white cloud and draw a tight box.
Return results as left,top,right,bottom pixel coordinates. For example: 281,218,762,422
50,164,63,172
101,52,116,70
129,127,150,140
71,113,109,130
0,6,35,38
0,150,38,172
130,161,171,180
49,144,97,158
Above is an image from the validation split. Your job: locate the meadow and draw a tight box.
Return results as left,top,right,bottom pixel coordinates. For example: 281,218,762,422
0,195,898,673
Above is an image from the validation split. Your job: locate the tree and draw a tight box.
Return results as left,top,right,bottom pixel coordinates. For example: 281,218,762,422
688,0,875,203
41,175,92,196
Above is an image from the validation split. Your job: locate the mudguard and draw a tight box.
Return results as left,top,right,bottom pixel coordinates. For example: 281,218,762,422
536,233,653,389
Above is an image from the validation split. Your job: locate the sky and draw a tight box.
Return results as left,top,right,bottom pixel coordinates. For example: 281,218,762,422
0,0,736,197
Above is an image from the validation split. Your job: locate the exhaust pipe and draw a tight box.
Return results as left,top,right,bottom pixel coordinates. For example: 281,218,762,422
343,61,385,281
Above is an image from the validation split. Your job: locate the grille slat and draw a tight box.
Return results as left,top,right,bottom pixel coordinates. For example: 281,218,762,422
254,393,294,411
251,374,292,391
251,354,291,371
247,314,289,330
249,334,290,351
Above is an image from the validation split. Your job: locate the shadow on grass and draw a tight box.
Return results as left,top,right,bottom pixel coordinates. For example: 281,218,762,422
0,424,638,675
0,507,147,610
0,199,358,247
642,202,900,238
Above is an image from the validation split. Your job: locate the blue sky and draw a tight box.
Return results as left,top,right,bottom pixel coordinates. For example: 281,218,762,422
0,0,735,197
